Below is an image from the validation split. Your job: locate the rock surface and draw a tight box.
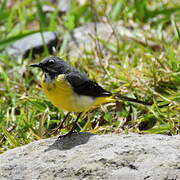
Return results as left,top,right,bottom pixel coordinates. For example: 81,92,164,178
6,32,58,58
0,133,179,180
58,0,71,13
67,22,162,58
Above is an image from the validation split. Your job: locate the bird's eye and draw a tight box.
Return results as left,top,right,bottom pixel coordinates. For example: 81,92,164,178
47,59,55,64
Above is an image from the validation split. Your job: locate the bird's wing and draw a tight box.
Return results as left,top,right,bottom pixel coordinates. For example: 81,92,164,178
65,73,112,97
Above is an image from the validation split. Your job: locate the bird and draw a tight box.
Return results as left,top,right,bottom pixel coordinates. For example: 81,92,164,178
30,56,152,137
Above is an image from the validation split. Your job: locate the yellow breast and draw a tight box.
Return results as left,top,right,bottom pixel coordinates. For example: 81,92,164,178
41,75,94,112
41,74,115,112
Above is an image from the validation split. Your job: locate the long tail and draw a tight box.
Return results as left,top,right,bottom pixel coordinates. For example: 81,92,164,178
114,94,153,106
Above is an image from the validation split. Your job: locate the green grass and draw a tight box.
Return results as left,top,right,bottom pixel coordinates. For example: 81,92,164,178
0,0,180,153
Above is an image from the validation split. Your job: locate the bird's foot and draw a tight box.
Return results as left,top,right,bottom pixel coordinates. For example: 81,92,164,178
58,131,77,139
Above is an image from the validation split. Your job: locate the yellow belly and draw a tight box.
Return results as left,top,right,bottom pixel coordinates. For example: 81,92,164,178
41,75,115,112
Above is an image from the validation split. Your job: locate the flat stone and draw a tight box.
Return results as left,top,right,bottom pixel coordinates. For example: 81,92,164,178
66,22,163,58
58,0,71,13
0,133,179,180
6,32,58,58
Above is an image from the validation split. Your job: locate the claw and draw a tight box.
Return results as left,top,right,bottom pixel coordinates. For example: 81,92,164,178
58,131,76,139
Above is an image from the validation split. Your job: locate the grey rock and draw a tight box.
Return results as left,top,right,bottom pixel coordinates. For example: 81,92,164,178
6,32,58,58
57,0,88,13
67,22,163,58
58,0,71,13
43,5,56,13
42,0,71,14
0,133,180,180
43,0,87,13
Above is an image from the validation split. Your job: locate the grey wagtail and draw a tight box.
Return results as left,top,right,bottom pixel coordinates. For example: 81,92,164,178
30,56,152,137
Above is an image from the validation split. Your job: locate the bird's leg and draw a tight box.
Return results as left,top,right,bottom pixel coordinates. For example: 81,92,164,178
50,112,71,135
58,112,82,138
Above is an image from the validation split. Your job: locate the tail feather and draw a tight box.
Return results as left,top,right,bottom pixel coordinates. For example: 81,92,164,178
114,94,153,106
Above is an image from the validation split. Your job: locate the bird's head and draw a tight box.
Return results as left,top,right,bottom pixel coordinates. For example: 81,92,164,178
30,56,71,79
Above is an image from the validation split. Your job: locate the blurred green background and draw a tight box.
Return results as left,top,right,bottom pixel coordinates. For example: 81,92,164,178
0,0,179,153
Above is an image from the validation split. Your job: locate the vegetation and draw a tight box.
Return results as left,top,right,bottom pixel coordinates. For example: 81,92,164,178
0,0,179,153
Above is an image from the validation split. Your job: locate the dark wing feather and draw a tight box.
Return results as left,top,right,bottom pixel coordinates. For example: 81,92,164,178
65,72,111,97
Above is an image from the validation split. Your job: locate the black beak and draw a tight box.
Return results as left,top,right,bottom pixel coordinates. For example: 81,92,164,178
29,63,41,68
